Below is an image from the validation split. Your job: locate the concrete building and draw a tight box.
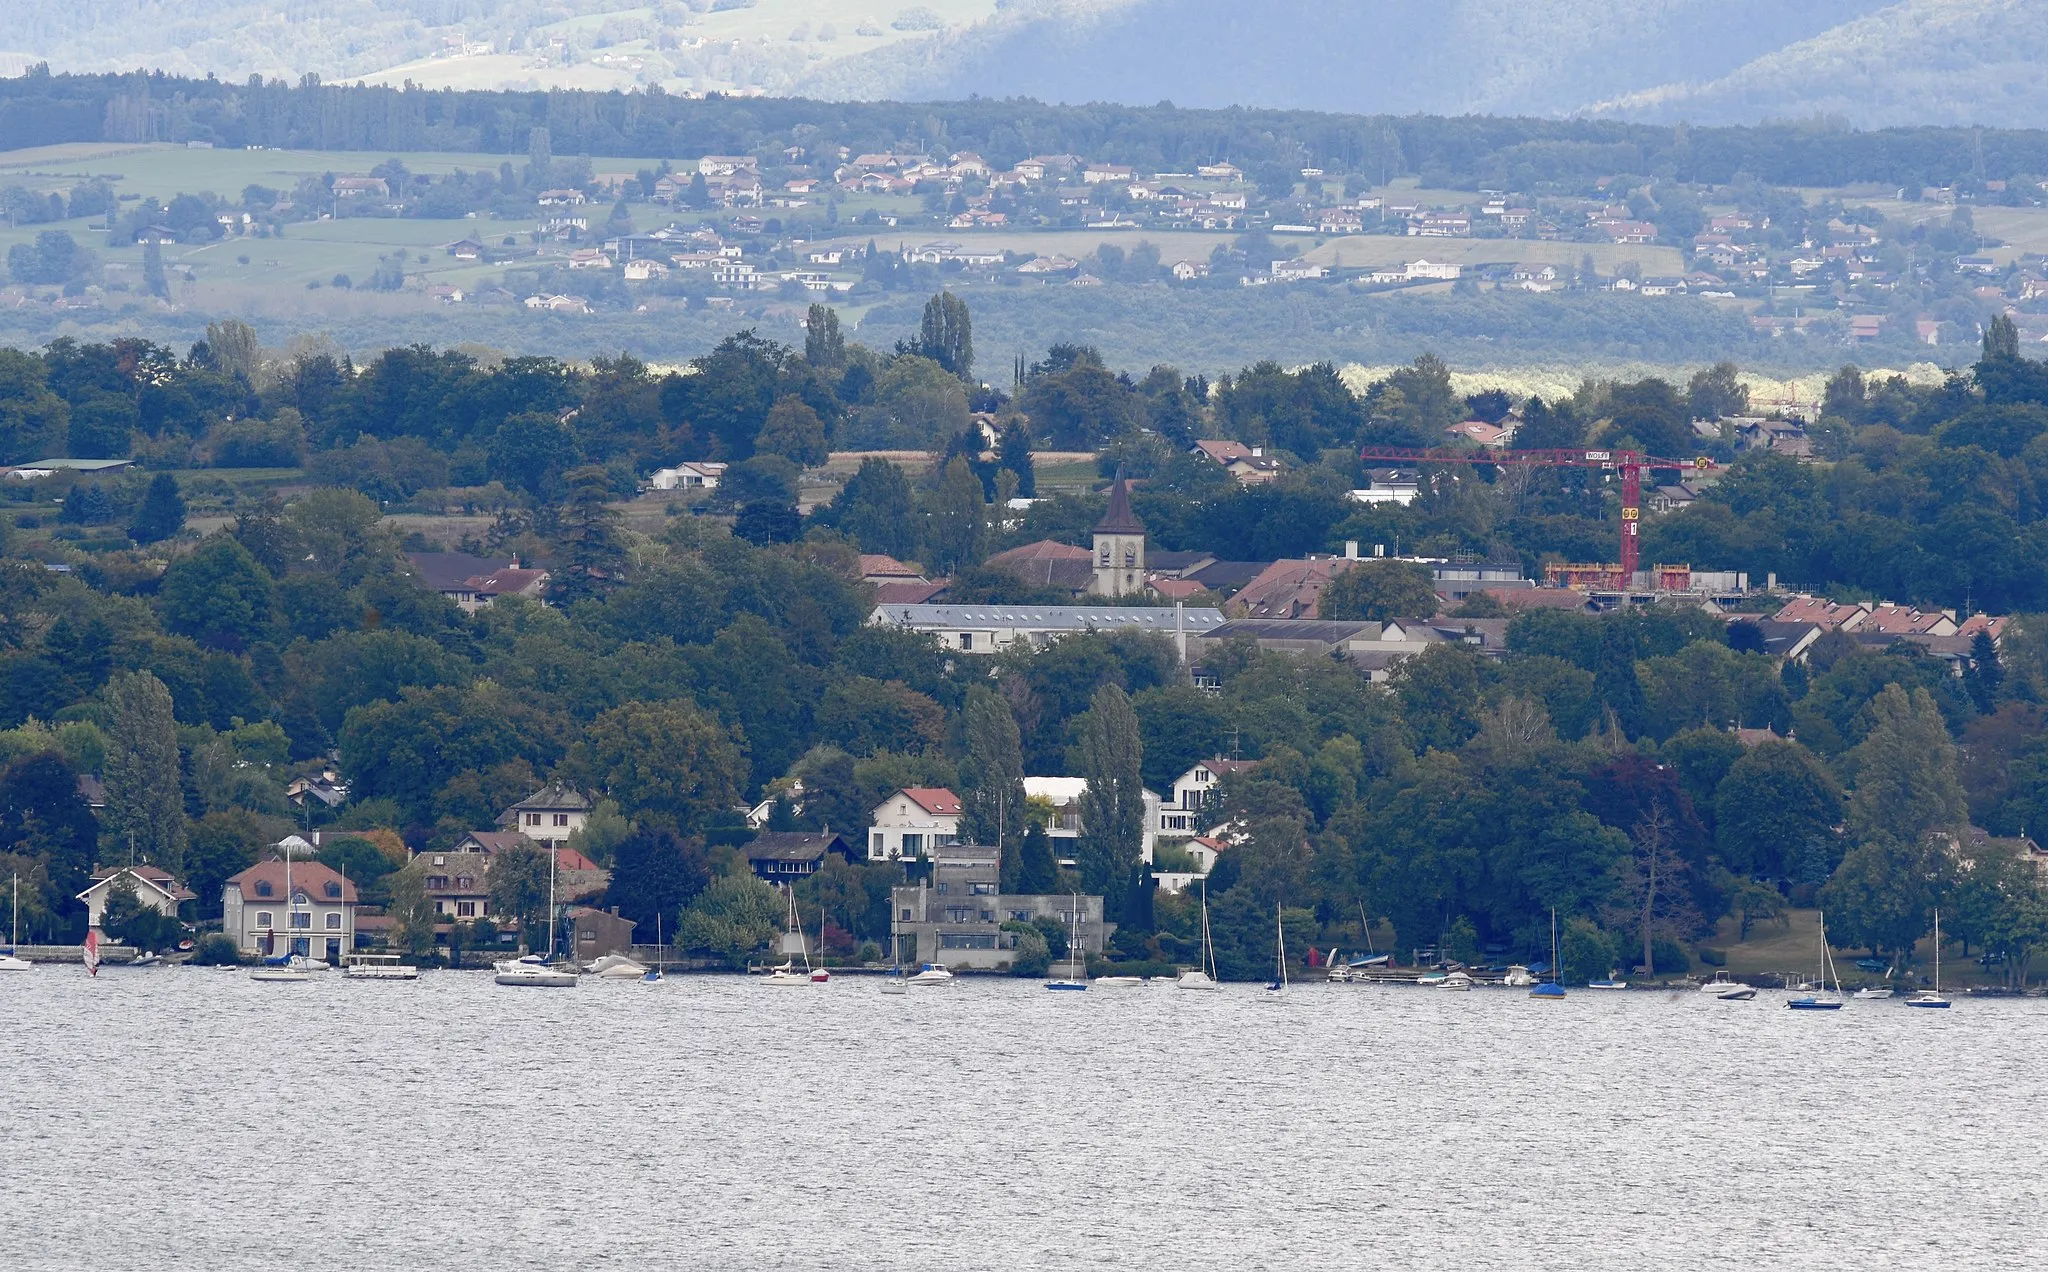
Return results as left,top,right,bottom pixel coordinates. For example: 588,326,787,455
223,853,359,962
867,788,963,861
889,842,1112,970
568,906,638,960
869,603,1225,656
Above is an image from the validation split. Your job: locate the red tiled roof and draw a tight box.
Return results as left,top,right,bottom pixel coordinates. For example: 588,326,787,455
1772,597,1866,629
875,580,947,605
228,859,358,905
1149,577,1206,600
858,554,925,579
901,788,963,816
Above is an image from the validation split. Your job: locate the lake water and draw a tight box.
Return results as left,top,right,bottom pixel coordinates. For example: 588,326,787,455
4,968,2045,1269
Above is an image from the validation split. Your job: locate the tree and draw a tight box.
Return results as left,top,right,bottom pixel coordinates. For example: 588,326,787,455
960,689,1026,887
103,671,186,876
677,865,785,965
1963,630,2003,713
128,472,186,544
159,536,274,649
914,291,973,379
489,839,555,954
552,465,626,605
1686,360,1748,421
568,700,746,831
142,236,169,300
386,859,440,959
606,824,711,932
925,456,987,573
1846,685,1967,849
101,873,182,952
1077,684,1145,908
1319,560,1438,621
804,304,845,368
1714,740,1842,879
1823,834,1948,961
1017,821,1058,894
997,420,1035,497
755,396,828,467
1559,917,1617,985
831,457,918,558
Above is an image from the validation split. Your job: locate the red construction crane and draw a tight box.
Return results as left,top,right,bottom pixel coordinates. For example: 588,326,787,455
1356,447,1718,590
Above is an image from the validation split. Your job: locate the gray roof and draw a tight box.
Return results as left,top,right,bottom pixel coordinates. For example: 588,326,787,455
872,604,1226,633
746,831,852,863
1205,619,1381,644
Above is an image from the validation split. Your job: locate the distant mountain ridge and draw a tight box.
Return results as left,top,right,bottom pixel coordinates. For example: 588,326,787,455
9,0,2048,128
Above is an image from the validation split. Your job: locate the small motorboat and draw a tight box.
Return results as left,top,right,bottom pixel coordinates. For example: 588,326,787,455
1586,977,1628,990
250,962,311,983
1698,972,1744,994
1093,975,1143,988
1175,969,1219,990
129,951,162,968
588,955,650,980
1853,986,1894,1000
907,963,954,985
0,952,30,972
1326,965,1354,984
1501,965,1534,987
1714,985,1758,1001
810,968,831,983
1416,971,1449,987
1441,970,1474,991
494,955,578,987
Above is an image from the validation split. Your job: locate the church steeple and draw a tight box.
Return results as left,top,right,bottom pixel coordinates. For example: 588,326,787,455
1090,469,1146,596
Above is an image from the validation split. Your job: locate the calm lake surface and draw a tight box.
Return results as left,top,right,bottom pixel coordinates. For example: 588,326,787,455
5,968,2045,1269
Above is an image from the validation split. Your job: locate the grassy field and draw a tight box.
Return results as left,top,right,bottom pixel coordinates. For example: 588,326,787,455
1708,908,2026,990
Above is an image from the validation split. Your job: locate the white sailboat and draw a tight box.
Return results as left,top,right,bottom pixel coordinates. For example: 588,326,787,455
1,873,32,971
881,932,908,994
1176,878,1219,990
1258,902,1288,1002
1907,910,1952,1008
764,886,816,985
251,845,312,982
1787,910,1845,1010
1046,895,1088,990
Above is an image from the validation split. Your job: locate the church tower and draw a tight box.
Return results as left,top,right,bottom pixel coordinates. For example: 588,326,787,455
1090,471,1146,597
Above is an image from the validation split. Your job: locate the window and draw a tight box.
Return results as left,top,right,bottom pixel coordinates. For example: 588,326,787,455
325,912,341,929
525,813,541,826
455,876,474,889
902,833,923,854
970,883,996,895
290,912,311,929
959,633,973,650
427,876,449,890
290,937,309,957
900,907,912,921
1009,910,1032,922
255,911,274,929
935,883,949,895
255,881,274,898
580,929,596,943
945,907,977,923
940,933,997,950
554,813,569,827
323,882,341,899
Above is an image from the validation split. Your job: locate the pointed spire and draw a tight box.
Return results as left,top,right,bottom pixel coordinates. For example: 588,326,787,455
1094,467,1144,535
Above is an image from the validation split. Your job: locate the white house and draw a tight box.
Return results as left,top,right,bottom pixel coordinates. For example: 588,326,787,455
649,461,727,491
498,782,593,849
868,788,963,861
1166,758,1261,824
76,865,194,929
1023,776,1168,863
223,850,359,962
869,603,1226,656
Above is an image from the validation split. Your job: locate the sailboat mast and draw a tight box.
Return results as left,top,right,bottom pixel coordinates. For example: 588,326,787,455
545,843,558,960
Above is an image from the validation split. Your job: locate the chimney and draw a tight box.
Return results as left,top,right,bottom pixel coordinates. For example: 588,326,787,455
1344,541,1358,560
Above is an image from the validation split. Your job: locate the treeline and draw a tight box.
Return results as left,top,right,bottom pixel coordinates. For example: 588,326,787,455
5,484,2048,981
5,67,2048,190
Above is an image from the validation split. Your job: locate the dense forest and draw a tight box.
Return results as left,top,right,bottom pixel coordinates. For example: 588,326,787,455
4,302,2048,981
7,68,2048,193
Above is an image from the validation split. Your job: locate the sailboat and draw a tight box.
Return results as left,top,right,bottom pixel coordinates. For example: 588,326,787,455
1787,910,1845,1010
251,845,313,982
641,913,664,983
1530,909,1566,999
764,886,812,985
1,874,32,971
1176,878,1219,990
881,932,908,994
1258,902,1288,1002
1046,895,1088,990
82,925,100,978
1907,910,1952,1008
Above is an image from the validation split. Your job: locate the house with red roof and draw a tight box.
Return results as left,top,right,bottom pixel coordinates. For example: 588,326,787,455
223,850,359,961
867,788,963,861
